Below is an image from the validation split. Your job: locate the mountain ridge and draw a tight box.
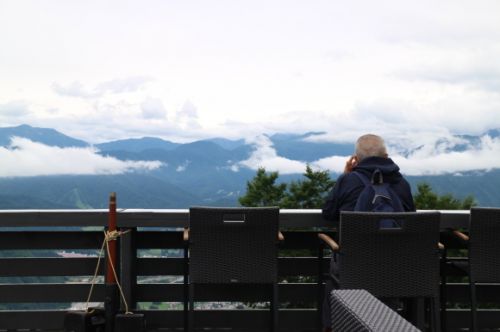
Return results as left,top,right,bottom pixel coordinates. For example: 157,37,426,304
1,124,500,208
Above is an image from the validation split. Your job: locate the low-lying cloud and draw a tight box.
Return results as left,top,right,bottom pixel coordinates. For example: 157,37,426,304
393,135,500,176
237,135,308,174
237,135,309,174
238,134,500,176
0,137,162,177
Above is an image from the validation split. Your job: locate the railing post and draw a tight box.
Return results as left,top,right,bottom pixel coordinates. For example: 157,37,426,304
105,192,119,332
120,227,137,310
317,239,324,332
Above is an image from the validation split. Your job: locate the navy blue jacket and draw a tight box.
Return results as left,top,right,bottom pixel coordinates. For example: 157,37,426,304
322,156,415,226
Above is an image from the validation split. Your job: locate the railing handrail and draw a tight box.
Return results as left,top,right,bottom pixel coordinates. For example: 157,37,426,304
0,209,470,228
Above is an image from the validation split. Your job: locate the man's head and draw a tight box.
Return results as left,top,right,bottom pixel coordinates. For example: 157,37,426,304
355,134,388,161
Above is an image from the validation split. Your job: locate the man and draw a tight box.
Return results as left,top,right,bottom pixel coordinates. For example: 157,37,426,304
321,134,415,331
322,133,415,224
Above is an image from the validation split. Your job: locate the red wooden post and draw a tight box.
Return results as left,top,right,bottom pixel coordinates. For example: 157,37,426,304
106,192,117,284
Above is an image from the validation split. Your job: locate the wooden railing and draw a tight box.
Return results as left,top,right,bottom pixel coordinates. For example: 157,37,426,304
0,209,498,331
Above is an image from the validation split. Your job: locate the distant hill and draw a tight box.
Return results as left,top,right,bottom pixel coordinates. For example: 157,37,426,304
0,124,88,148
0,194,73,209
407,169,500,207
205,138,246,150
270,132,353,161
96,137,180,152
1,124,500,209
0,174,200,209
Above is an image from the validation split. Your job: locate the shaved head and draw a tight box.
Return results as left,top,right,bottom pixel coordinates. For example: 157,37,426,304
355,134,388,161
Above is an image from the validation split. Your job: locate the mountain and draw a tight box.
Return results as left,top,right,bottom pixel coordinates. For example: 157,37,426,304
0,124,88,148
206,138,246,150
270,132,353,161
407,170,500,207
96,137,180,152
1,124,500,209
0,194,73,209
0,174,200,209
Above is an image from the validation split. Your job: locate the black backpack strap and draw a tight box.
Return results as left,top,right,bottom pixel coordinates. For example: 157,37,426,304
352,171,371,187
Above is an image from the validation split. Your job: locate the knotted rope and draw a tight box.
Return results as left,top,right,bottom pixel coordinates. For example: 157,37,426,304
85,229,133,314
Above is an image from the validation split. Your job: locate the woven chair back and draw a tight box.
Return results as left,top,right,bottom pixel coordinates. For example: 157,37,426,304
338,211,441,299
469,207,500,283
189,206,279,284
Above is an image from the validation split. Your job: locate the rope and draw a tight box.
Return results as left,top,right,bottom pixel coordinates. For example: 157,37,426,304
85,229,133,315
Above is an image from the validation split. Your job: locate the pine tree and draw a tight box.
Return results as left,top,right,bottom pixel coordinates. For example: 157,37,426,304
239,166,335,208
281,165,335,208
414,182,476,210
238,168,287,207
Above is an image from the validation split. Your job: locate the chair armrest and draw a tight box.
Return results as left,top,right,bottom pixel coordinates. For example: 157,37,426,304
452,230,469,242
318,233,339,251
278,231,284,242
183,227,189,242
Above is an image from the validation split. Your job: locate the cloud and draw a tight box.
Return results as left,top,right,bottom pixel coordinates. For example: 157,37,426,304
396,59,500,93
310,134,500,176
96,76,153,94
237,135,307,174
52,81,99,98
141,97,167,119
178,100,199,119
237,133,500,176
0,137,162,177
393,135,500,175
176,160,191,172
176,100,201,129
52,76,153,99
0,100,31,117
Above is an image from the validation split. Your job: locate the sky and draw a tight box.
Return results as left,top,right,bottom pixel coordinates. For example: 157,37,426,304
1,0,500,176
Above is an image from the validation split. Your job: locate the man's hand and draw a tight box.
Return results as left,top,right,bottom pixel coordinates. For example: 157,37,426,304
344,155,358,173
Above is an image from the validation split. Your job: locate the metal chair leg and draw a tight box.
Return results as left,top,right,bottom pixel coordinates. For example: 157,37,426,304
470,281,478,332
430,297,441,332
271,283,278,332
440,252,448,332
317,242,324,332
188,283,195,332
183,247,189,332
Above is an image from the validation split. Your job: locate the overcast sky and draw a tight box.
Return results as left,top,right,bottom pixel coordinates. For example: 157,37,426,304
1,0,500,176
1,0,500,144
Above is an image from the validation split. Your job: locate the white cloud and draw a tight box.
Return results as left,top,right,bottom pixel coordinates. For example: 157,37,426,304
52,77,152,99
1,0,500,145
0,137,162,177
176,100,201,130
237,135,307,174
237,133,500,176
176,160,191,172
393,136,500,176
141,97,167,119
311,156,351,174
52,81,100,99
0,100,31,117
96,76,152,94
314,134,500,176
179,100,198,119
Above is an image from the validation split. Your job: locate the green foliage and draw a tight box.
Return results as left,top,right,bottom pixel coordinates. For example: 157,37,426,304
414,182,476,210
239,166,335,208
281,166,335,208
238,168,287,207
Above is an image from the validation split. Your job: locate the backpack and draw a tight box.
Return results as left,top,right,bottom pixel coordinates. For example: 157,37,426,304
352,169,404,228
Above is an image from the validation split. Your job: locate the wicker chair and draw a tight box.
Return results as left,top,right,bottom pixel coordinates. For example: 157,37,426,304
330,289,420,331
318,211,441,331
183,206,283,332
444,207,500,332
